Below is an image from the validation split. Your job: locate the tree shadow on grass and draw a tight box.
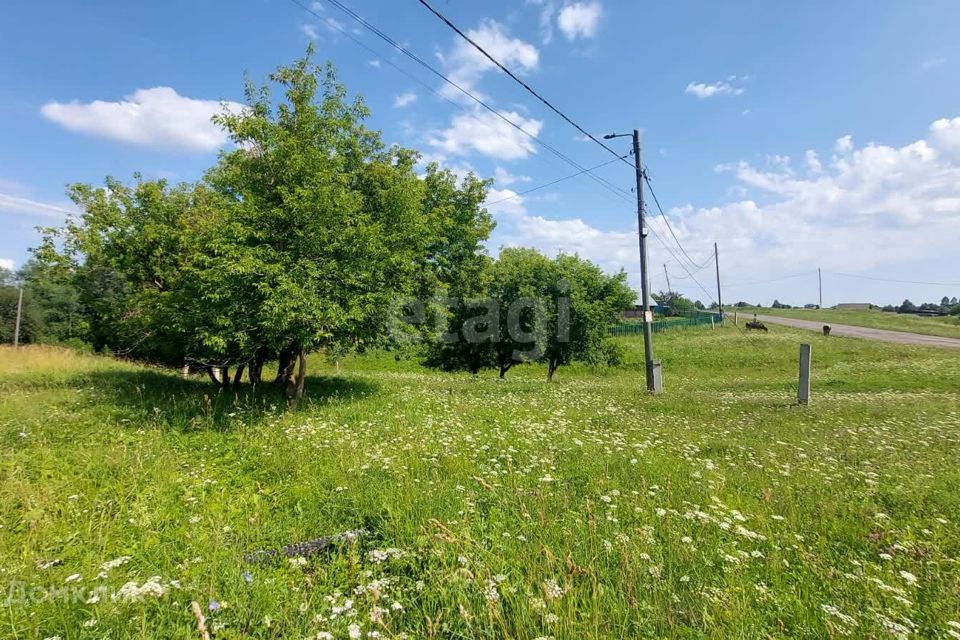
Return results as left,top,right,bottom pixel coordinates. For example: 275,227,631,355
79,368,379,432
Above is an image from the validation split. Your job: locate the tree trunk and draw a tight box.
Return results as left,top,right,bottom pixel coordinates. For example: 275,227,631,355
499,362,512,379
275,346,296,385
547,359,559,381
285,348,307,404
206,366,222,387
232,365,245,388
294,349,307,399
250,347,268,387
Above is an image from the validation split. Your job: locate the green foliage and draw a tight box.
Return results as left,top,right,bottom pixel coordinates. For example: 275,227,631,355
17,259,86,345
30,50,494,395
0,286,44,344
430,249,633,379
654,290,697,315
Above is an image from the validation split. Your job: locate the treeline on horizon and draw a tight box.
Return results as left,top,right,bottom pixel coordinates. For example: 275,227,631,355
733,298,960,314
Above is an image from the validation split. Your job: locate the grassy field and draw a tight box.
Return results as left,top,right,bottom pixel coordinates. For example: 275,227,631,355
2,330,960,639
740,306,960,340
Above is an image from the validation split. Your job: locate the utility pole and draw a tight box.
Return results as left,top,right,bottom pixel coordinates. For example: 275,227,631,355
818,267,823,309
631,130,662,393
714,242,723,320
13,286,23,347
663,263,671,295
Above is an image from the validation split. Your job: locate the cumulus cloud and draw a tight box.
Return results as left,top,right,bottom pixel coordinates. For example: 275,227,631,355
437,19,538,100
393,92,417,108
557,2,603,41
484,114,960,297
685,77,746,99
0,258,13,271
41,87,244,152
493,167,530,186
0,191,75,218
834,134,854,154
429,108,543,161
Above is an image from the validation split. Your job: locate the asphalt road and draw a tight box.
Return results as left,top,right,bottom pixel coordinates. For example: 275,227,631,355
753,315,960,350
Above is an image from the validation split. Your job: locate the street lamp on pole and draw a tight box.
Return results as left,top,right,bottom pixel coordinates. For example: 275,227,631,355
604,129,662,393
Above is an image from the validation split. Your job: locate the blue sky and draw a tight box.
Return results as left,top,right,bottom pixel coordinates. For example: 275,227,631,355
2,0,959,306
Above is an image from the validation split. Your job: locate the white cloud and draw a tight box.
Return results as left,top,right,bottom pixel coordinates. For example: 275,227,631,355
485,114,960,298
485,186,637,277
429,108,543,161
0,191,75,218
393,92,417,108
531,0,557,44
438,19,538,100
493,167,530,186
485,188,527,217
685,78,746,99
804,150,822,174
301,23,320,40
929,116,960,157
671,117,960,274
368,59,382,69
557,2,603,41
921,57,946,71
41,87,244,152
834,134,853,154
0,258,13,271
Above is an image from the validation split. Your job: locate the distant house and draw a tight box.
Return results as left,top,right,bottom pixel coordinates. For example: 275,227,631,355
622,304,668,318
836,303,874,311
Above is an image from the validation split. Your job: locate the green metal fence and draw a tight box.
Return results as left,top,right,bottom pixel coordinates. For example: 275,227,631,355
610,312,722,337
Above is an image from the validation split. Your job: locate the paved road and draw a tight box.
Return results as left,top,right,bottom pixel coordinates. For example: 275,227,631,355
753,315,960,349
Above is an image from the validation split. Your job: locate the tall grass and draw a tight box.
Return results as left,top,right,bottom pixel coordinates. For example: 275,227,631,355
1,328,959,638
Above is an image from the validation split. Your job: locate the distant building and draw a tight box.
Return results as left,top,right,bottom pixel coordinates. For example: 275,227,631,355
836,303,874,310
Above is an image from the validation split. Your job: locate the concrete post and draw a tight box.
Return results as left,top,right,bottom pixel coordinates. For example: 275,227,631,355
798,343,811,406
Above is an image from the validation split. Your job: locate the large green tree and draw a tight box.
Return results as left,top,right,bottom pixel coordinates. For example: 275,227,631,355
17,259,85,345
32,50,495,399
201,53,465,397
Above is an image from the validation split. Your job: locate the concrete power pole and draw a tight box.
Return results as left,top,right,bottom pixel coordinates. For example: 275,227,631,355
631,130,662,393
663,264,671,295
714,243,723,320
818,267,823,309
13,286,23,347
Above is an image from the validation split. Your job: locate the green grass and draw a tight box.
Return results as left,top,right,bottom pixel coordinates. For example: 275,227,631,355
739,306,960,340
1,332,959,639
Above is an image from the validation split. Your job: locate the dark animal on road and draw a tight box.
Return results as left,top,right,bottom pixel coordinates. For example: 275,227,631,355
823,325,832,336
745,320,768,332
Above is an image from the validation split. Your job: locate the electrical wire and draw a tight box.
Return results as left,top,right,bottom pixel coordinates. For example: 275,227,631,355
826,271,960,288
724,272,817,288
415,0,633,169
483,154,630,206
644,174,711,271
294,0,634,206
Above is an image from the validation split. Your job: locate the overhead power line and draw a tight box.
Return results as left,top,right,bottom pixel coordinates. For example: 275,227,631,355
295,0,633,206
826,271,960,288
415,0,632,169
643,174,712,271
483,154,630,206
724,272,817,288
